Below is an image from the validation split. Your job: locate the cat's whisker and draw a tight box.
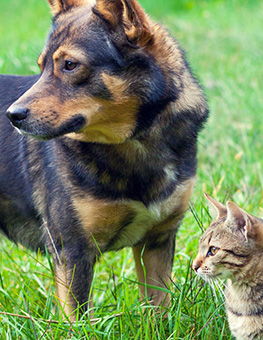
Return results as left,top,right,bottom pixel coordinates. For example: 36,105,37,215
213,280,222,303
215,277,231,304
208,278,220,304
214,279,225,301
216,277,231,295
216,277,227,289
217,283,225,299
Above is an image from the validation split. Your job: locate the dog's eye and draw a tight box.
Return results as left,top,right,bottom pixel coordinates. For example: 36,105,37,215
206,246,219,257
63,61,78,72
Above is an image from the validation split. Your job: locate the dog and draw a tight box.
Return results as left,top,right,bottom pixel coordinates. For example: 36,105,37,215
0,0,208,320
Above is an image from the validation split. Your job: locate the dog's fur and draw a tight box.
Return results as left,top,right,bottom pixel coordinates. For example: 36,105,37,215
0,0,208,319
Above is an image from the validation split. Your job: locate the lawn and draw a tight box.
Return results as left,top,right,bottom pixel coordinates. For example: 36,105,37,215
0,0,263,339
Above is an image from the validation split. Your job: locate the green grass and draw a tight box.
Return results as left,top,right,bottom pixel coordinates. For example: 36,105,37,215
1,0,263,338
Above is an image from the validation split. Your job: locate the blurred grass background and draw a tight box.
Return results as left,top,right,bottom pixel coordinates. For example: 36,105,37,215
0,0,263,339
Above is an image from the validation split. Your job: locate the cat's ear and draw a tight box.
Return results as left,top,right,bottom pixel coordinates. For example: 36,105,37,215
226,201,252,240
204,193,227,220
226,201,263,243
93,0,153,47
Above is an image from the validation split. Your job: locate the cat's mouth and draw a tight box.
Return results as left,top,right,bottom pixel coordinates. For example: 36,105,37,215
197,272,212,281
198,271,222,281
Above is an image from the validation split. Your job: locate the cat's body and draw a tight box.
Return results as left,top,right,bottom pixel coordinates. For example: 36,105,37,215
193,194,263,340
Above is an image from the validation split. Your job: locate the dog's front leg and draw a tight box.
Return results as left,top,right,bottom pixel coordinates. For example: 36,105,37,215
44,222,96,321
54,248,96,321
132,231,176,309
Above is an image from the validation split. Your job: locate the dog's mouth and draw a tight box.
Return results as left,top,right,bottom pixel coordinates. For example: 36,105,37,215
13,115,86,141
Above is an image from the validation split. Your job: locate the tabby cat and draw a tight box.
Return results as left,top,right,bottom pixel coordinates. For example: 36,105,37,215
193,194,263,340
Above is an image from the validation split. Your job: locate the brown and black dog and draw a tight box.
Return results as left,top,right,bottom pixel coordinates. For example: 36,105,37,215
0,0,208,320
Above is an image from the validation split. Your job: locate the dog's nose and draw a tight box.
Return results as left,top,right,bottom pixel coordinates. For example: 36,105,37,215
6,107,29,126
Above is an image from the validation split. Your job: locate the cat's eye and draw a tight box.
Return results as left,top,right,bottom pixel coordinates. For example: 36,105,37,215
206,246,219,257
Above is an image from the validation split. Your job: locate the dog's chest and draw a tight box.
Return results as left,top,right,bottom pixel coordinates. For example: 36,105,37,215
73,197,163,250
72,178,194,251
107,201,164,250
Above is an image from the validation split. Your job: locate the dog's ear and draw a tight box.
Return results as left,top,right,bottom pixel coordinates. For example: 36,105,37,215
47,0,89,16
94,0,153,47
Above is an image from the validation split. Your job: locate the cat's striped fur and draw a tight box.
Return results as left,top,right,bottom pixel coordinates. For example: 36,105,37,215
193,194,263,340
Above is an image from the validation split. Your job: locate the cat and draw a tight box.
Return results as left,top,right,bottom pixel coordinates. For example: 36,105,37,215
193,193,263,340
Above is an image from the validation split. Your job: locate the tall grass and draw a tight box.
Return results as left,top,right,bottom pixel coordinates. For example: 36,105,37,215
1,0,263,338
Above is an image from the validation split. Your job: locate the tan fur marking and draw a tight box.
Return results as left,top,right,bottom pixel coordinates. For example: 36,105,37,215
67,75,139,143
72,197,135,250
52,46,91,78
163,177,195,216
73,178,195,251
95,0,121,28
55,265,77,321
52,49,62,62
173,70,207,115
147,177,196,236
48,0,95,16
102,73,128,101
53,46,89,65
122,0,153,46
37,53,45,73
95,0,153,46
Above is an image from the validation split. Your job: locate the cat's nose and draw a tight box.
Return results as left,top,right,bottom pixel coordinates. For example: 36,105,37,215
192,260,202,272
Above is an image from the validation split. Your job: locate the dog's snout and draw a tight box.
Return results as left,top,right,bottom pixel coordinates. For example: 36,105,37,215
6,107,29,126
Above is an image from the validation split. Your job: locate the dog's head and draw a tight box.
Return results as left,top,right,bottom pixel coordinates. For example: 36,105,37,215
6,0,181,143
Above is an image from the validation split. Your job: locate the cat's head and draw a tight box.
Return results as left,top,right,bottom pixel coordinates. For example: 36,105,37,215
193,194,263,282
